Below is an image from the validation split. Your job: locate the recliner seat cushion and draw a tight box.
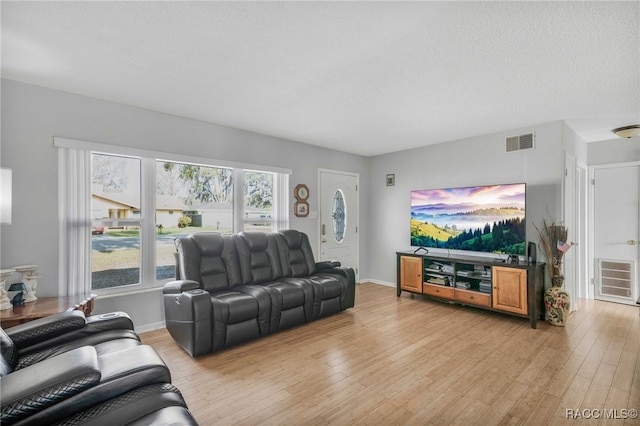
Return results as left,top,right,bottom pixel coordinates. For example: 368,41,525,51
53,383,194,426
213,291,259,324
17,345,171,426
266,282,305,310
310,275,345,300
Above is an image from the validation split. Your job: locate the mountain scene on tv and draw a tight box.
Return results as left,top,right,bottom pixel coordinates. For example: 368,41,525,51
411,184,526,255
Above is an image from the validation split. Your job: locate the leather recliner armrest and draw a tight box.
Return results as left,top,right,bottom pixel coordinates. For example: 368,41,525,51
16,312,139,358
0,346,101,425
163,280,201,294
6,311,87,348
84,311,134,331
316,260,341,270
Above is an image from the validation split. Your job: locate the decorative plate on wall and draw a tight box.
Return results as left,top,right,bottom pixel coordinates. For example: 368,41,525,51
294,183,309,201
294,200,309,217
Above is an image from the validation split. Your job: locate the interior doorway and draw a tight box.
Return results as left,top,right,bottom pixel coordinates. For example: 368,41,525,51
591,162,639,305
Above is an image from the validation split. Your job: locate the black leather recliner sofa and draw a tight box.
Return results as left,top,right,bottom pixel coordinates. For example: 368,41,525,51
163,230,356,357
1,310,198,425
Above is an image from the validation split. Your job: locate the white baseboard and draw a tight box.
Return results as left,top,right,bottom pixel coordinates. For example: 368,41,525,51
359,278,396,288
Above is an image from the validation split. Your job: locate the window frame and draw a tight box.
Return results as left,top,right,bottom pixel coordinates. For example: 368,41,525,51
56,137,291,296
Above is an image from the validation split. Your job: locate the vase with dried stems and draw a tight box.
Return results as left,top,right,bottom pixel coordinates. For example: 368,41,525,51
533,220,571,326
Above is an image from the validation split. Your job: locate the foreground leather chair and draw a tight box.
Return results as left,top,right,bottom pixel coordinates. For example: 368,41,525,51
3,310,139,370
0,311,199,426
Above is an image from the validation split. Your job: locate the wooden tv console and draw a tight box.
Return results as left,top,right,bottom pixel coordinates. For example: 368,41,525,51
396,251,545,329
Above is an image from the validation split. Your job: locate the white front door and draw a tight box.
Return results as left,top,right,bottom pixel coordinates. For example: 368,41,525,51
593,164,639,304
318,169,359,281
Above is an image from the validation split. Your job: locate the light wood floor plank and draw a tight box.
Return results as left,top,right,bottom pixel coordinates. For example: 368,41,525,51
140,283,640,425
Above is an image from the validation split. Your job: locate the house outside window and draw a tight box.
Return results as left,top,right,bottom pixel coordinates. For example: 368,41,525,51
91,153,142,290
57,140,290,296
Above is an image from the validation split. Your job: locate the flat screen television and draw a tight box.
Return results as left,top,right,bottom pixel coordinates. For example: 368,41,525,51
410,183,526,255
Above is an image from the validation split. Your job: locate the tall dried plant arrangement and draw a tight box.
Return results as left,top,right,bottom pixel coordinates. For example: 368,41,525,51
533,220,569,287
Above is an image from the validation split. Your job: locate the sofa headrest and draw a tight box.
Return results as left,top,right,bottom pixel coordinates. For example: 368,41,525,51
279,229,303,250
239,231,268,252
190,233,224,256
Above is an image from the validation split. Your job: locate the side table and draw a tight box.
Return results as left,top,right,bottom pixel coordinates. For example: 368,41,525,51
0,294,97,328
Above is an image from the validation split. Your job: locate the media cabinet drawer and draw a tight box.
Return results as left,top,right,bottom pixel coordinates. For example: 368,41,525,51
423,283,454,299
453,289,491,307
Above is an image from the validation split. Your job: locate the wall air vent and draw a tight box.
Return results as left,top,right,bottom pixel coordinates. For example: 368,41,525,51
506,133,534,152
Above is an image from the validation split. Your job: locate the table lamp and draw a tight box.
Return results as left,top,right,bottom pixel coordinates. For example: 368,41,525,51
8,283,28,306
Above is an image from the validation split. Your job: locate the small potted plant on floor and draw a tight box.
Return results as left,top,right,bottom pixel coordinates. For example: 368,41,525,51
533,220,572,326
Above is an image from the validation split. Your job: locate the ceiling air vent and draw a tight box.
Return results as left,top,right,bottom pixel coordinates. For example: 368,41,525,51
506,133,534,152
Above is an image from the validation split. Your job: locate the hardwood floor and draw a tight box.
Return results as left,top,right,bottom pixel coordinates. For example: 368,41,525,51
140,283,640,425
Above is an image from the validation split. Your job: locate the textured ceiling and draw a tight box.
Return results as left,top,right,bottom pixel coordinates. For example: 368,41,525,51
2,1,639,157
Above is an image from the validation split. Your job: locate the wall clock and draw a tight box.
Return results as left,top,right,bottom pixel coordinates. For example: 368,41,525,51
294,184,309,201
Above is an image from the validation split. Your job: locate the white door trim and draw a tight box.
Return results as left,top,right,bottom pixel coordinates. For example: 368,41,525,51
561,152,589,309
318,168,360,281
563,152,577,311
589,161,640,304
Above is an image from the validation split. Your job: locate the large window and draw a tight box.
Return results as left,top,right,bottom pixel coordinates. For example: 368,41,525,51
91,153,142,289
154,161,234,281
243,171,274,232
58,139,290,295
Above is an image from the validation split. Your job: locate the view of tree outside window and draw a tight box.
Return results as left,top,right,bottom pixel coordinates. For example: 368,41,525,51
244,171,274,232
91,153,141,289
91,154,278,289
155,161,234,280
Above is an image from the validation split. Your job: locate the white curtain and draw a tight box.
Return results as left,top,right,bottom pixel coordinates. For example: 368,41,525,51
274,173,289,232
58,147,92,296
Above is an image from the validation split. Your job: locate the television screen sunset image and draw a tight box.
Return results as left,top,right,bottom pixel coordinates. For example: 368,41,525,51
410,183,526,254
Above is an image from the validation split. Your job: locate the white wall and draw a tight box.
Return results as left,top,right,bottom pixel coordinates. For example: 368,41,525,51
562,122,588,165
588,136,640,165
366,122,564,285
0,79,370,330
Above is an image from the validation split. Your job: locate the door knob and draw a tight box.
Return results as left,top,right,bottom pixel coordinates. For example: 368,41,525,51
322,239,327,243
628,240,638,245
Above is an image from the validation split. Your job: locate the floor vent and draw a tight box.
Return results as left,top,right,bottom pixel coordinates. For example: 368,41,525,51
596,259,636,304
506,133,534,152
